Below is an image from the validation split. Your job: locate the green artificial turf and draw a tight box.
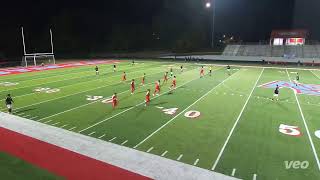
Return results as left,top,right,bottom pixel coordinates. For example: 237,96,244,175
1,60,320,180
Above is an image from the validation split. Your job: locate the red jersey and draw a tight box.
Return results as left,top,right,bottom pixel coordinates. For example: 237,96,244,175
112,95,117,103
200,68,204,73
155,82,160,90
146,91,150,102
172,78,176,86
131,81,135,88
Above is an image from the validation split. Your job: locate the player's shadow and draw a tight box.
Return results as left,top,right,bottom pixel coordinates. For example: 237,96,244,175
14,108,36,113
150,102,168,106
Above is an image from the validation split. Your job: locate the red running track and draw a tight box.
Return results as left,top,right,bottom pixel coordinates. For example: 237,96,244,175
0,127,152,180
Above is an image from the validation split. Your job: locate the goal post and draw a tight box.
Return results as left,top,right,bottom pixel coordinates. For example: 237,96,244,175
21,27,56,67
22,54,56,67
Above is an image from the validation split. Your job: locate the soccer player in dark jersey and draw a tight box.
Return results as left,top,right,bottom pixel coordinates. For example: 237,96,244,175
95,66,99,75
122,72,126,82
113,64,117,72
5,94,14,114
180,65,183,72
112,93,118,109
141,73,146,86
227,65,231,76
295,73,300,86
272,85,280,101
163,72,168,84
131,79,135,94
145,89,151,106
209,66,213,76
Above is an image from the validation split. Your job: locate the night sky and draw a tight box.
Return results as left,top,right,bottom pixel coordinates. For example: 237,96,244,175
0,0,318,58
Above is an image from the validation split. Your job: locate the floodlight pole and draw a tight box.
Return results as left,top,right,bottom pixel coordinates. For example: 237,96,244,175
211,0,216,49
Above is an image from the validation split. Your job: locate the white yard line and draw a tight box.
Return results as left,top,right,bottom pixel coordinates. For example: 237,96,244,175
193,159,199,166
98,134,106,139
121,140,128,145
109,137,117,142
37,79,156,122
147,147,154,153
211,68,264,170
78,69,204,133
177,154,183,161
161,151,168,157
134,70,240,149
231,168,236,176
0,63,147,95
14,68,166,112
253,174,257,180
286,69,320,171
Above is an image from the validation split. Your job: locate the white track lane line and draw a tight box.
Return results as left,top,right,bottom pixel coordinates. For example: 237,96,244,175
211,68,264,170
286,69,320,170
134,69,240,149
78,70,203,133
13,66,163,111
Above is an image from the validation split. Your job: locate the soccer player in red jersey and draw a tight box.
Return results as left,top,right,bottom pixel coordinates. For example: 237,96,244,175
153,80,161,96
163,72,168,84
200,66,205,78
141,73,146,86
170,76,177,90
145,89,151,106
131,79,135,94
122,72,126,82
112,93,118,109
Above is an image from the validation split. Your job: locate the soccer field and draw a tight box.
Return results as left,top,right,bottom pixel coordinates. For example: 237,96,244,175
2,60,320,180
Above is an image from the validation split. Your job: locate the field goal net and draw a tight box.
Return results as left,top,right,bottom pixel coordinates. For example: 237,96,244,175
22,54,55,67
21,27,56,67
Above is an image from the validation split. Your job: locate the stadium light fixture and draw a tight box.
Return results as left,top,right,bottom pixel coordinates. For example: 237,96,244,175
206,2,211,8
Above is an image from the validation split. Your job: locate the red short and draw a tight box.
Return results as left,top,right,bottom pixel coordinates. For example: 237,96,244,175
112,101,118,107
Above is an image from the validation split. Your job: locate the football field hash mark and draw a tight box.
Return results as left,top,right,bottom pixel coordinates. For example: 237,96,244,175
98,134,106,139
231,168,236,176
161,151,168,157
253,174,257,180
109,137,116,142
193,159,199,166
177,154,183,161
121,140,128,145
88,132,95,136
69,127,76,131
147,147,154,153
60,124,68,128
